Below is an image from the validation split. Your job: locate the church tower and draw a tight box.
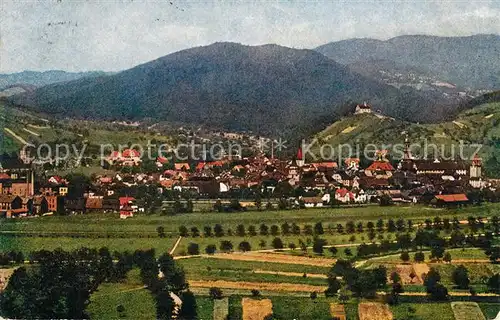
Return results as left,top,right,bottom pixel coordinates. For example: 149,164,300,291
470,154,482,178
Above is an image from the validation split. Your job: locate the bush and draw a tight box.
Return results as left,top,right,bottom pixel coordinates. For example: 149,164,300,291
209,287,223,300
400,252,410,263
220,240,233,252
205,244,216,255
178,226,189,237
238,241,251,252
272,237,284,249
414,251,425,262
452,265,470,289
251,289,260,297
187,243,199,255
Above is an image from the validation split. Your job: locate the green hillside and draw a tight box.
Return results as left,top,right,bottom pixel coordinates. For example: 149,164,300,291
0,102,173,161
312,102,500,176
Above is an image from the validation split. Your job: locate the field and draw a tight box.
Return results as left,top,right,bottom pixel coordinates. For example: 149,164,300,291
86,269,155,320
241,298,273,320
1,204,499,319
358,302,393,320
451,302,486,320
390,302,455,320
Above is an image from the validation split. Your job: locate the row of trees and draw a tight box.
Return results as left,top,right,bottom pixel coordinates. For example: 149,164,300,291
173,215,499,238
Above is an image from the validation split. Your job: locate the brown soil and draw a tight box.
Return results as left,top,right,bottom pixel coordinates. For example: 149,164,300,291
242,298,273,320
207,252,336,267
330,303,347,320
253,269,327,279
412,263,430,283
189,280,326,293
358,302,393,320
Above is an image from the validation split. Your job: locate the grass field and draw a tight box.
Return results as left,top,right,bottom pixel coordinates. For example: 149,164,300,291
86,269,155,320
390,302,455,320
0,235,177,256
2,203,498,235
478,303,499,319
196,296,215,320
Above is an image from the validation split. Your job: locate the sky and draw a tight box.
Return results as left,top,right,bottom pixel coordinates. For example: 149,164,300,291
1,0,499,73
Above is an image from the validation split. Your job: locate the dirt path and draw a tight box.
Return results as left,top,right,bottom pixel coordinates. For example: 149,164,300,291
22,127,40,136
253,269,327,279
205,252,336,267
189,280,326,293
4,128,28,145
170,236,183,255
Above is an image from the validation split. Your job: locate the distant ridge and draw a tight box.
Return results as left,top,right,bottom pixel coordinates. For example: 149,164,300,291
315,34,500,89
9,42,448,138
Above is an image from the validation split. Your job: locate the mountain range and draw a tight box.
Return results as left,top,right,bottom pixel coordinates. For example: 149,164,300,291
5,34,500,139
7,42,449,138
0,70,110,90
315,34,500,90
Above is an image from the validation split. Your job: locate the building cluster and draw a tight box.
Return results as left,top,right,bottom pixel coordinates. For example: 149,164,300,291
0,134,496,219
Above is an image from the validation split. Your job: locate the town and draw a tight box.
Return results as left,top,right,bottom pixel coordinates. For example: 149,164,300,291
1,128,498,220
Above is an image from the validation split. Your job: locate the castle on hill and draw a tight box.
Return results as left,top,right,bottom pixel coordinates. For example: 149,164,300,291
355,102,372,115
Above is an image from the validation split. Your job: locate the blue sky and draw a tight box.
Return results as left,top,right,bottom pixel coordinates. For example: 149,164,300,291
1,0,499,73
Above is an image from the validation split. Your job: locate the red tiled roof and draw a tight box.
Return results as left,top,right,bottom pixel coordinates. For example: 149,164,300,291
122,149,141,158
196,162,206,171
119,197,135,206
312,162,338,169
157,156,169,164
367,161,394,171
175,163,190,170
435,194,469,202
0,173,10,180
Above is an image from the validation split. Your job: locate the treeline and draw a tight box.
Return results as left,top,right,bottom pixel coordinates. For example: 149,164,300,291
0,248,196,320
173,215,499,239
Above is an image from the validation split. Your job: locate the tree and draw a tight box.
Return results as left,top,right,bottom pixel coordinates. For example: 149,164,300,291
190,226,200,237
209,287,223,300
400,252,410,263
187,243,199,255
236,224,246,237
259,224,269,236
158,253,187,293
248,225,257,236
452,265,470,289
443,252,452,263
238,241,251,252
270,225,280,236
179,290,197,320
281,222,291,235
424,268,441,293
387,219,396,232
376,219,384,232
157,226,166,238
303,224,314,235
344,248,352,256
487,274,500,293
214,224,224,237
251,289,261,297
310,292,317,300
346,221,355,234
205,244,216,255
312,238,327,255
314,222,324,235
291,223,301,235
179,226,189,237
272,237,284,249
259,239,267,249
390,272,401,284
328,246,338,257
429,283,449,301
156,291,174,320
430,245,445,261
203,226,213,237
288,242,296,250
219,240,233,252
414,251,425,263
